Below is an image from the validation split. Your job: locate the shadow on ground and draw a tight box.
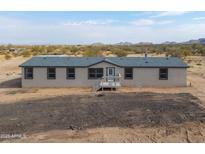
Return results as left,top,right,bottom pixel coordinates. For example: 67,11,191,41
0,78,21,88
0,92,205,139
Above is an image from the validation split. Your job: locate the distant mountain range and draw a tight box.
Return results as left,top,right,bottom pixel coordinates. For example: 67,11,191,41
162,38,205,45
161,41,178,45
115,42,153,45
183,38,205,45
92,41,154,45
91,42,105,46
91,38,205,46
115,42,133,45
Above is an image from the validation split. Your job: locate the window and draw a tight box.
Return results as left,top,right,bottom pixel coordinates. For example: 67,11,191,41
159,68,168,80
47,67,56,79
88,68,103,79
124,67,133,79
24,67,33,79
67,67,75,79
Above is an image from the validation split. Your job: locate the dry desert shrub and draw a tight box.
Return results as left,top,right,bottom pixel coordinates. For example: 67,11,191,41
4,53,12,60
21,50,32,57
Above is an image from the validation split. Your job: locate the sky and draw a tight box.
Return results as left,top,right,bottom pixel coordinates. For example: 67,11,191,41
0,11,205,44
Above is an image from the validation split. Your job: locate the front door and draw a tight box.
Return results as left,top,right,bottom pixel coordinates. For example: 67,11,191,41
106,67,115,81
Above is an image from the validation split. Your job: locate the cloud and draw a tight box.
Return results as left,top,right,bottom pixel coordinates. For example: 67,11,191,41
0,12,204,44
193,17,205,20
130,19,174,26
1,22,205,44
62,19,116,26
130,19,155,26
150,11,188,18
157,20,174,25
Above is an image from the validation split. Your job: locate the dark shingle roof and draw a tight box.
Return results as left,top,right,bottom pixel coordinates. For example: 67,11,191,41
19,56,188,68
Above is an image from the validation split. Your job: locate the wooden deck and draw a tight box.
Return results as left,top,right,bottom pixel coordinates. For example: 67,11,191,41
93,75,121,91
100,81,121,88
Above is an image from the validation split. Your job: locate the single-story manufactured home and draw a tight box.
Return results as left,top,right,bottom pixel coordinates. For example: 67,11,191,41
19,55,188,89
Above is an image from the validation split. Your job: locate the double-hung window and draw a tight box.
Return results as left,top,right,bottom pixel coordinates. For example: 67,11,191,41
47,67,56,79
24,67,33,79
159,68,168,80
124,67,133,79
67,67,75,79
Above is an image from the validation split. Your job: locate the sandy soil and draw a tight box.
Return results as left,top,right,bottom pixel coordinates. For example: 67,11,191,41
1,92,205,143
0,56,205,143
16,122,205,143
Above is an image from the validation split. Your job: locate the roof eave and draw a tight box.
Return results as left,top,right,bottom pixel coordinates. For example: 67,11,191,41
19,65,188,68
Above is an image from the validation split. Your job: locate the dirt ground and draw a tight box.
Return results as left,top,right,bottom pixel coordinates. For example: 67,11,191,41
0,56,205,143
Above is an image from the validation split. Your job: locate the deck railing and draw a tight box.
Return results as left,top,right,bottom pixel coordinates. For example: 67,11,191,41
101,73,121,82
92,74,121,91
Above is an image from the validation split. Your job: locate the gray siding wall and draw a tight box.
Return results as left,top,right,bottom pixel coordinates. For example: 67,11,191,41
21,62,187,88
